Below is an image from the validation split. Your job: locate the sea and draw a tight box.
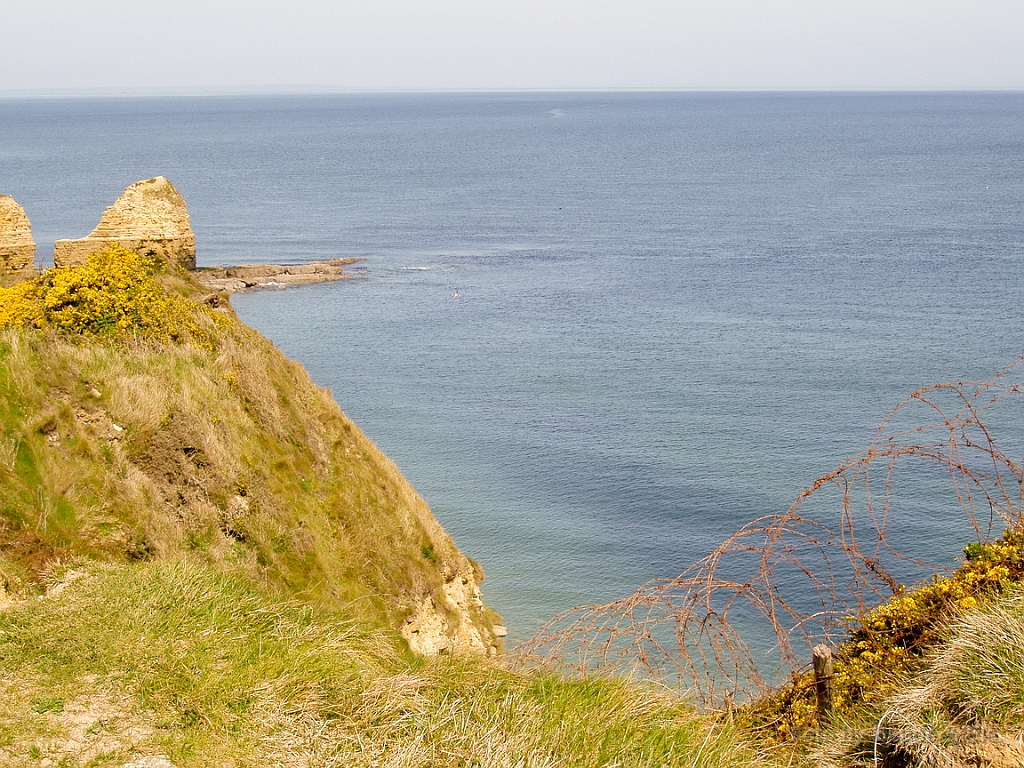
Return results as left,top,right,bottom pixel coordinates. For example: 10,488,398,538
2,91,1024,644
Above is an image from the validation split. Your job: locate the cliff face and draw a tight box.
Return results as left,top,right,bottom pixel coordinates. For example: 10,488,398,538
4,181,500,656
54,177,196,270
0,195,36,277
0,253,501,657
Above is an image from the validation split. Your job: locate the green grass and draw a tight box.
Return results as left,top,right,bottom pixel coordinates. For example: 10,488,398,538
0,558,766,767
0,311,498,640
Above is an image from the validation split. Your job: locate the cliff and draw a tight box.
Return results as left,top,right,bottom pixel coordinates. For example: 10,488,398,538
0,194,36,278
0,244,755,768
0,246,500,656
54,177,196,270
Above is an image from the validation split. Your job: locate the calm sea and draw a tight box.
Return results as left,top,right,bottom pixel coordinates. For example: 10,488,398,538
3,92,1024,641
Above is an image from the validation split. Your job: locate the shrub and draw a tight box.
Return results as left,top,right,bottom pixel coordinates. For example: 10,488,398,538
0,281,42,329
841,527,1024,694
0,245,227,345
743,527,1024,743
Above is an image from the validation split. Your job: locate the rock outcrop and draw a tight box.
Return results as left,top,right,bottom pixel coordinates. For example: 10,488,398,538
194,259,362,294
401,564,502,656
0,195,36,276
54,177,196,270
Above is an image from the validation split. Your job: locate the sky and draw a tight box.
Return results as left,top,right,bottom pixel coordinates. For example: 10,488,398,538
2,0,1023,93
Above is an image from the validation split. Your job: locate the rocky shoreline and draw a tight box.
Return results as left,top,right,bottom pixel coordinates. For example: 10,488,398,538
194,258,364,294
2,177,367,296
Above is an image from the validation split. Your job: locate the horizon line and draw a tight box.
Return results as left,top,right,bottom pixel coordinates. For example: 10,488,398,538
3,85,1024,100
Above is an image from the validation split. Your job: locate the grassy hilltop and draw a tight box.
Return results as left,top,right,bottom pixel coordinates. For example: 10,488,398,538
0,247,763,767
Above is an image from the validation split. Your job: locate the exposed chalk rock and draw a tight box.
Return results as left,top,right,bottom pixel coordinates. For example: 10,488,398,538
400,566,500,657
0,194,36,276
54,177,196,270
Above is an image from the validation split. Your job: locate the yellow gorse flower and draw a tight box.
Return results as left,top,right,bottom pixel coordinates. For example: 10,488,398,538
745,526,1024,742
0,280,43,329
0,245,228,345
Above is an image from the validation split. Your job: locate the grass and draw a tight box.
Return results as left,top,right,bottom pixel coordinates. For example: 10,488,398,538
729,564,1024,768
918,596,1024,725
0,281,498,639
0,558,767,767
865,593,1024,767
737,526,1024,754
788,591,1024,768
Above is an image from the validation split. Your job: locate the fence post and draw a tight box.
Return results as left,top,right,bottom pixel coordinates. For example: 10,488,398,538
813,643,834,726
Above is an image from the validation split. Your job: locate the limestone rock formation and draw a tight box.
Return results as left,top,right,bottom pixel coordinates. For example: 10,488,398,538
400,564,501,657
0,195,36,276
54,177,196,270
195,259,362,294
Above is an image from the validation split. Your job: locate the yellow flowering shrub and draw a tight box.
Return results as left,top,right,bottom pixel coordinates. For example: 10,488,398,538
0,245,228,345
0,280,43,329
850,528,1024,663
744,526,1024,741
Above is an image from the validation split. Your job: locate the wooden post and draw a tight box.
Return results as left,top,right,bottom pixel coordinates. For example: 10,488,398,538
813,643,834,726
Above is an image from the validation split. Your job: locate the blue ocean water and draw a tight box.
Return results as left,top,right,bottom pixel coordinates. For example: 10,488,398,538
3,92,1024,641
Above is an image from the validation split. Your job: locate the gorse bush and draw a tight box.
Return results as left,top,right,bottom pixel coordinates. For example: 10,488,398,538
0,245,227,345
852,528,1024,660
745,526,1024,743
824,528,1024,709
0,281,41,329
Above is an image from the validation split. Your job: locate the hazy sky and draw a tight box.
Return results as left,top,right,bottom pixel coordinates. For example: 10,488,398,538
3,0,1023,93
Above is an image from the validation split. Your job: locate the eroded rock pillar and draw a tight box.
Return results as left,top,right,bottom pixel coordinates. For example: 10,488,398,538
54,176,196,270
0,195,36,277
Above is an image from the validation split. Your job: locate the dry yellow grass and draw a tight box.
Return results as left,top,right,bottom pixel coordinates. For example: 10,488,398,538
0,558,770,768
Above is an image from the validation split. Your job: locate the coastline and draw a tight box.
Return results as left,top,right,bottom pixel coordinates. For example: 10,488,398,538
194,257,364,294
